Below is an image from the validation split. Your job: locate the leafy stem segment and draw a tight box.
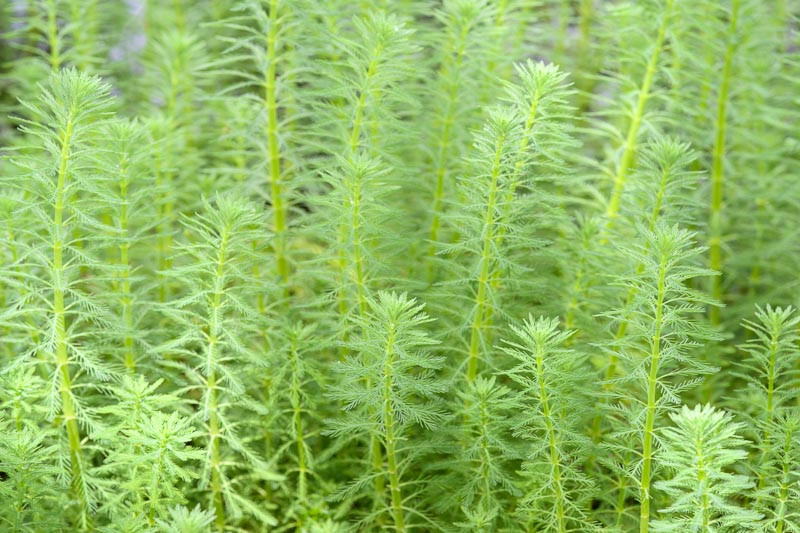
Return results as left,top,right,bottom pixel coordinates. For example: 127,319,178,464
467,127,506,382
638,251,667,533
206,223,230,531
604,0,674,227
53,112,92,528
381,324,406,532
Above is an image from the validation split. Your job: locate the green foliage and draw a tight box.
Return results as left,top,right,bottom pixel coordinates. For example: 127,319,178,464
502,316,596,532
0,1,797,531
652,404,762,532
325,291,444,531
158,195,279,529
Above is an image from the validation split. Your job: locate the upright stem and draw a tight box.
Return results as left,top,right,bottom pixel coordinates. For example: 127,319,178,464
774,426,795,533
535,344,567,532
265,0,289,295
289,334,308,501
484,87,541,332
53,114,91,528
476,393,493,509
756,328,780,490
604,0,673,227
697,434,711,530
336,44,380,323
708,0,739,325
603,162,672,387
331,43,388,502
576,0,596,110
381,328,406,532
209,373,224,532
485,0,507,78
639,255,667,533
118,158,135,372
46,0,61,71
426,27,470,280
207,228,230,531
351,176,367,317
466,132,506,382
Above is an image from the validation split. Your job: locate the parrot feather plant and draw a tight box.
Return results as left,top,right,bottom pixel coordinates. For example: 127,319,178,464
0,1,797,531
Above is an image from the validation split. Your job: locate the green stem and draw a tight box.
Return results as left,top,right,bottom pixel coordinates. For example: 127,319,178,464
289,334,307,501
381,327,405,532
336,42,381,325
53,115,91,529
209,376,224,532
485,0,508,78
605,0,673,226
708,0,739,325
335,42,387,502
603,161,672,387
696,435,710,530
118,158,135,372
576,0,596,110
265,0,289,295
774,426,794,533
207,227,230,531
466,132,506,382
426,27,469,280
639,254,667,533
756,328,780,491
535,343,567,532
554,0,570,63
47,0,61,71
476,393,493,509
484,85,542,333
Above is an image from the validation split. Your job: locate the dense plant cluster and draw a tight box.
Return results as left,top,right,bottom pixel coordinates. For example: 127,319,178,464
0,1,798,531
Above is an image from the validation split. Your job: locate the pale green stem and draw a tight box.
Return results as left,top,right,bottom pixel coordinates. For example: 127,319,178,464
426,26,470,280
605,0,674,226
336,43,380,324
476,393,493,510
381,327,405,532
774,426,794,533
466,132,506,382
697,435,710,530
289,334,308,501
639,255,667,533
485,89,541,332
118,158,135,372
708,0,740,325
265,0,289,295
536,343,567,532
576,0,596,110
53,114,91,529
756,330,780,492
47,0,61,71
602,162,672,385
334,33,387,507
206,227,229,531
